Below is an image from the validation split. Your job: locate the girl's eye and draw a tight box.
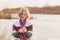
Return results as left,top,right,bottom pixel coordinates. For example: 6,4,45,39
20,13,27,15
24,14,27,15
20,13,23,15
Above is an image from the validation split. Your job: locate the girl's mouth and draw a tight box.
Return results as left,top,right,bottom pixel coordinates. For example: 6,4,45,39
21,17,24,18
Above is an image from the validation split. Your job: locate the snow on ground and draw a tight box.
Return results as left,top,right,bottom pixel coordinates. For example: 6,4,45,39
0,14,60,40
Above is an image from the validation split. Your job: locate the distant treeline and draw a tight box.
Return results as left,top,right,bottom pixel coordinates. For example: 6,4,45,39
28,6,60,14
0,6,60,19
1,6,60,14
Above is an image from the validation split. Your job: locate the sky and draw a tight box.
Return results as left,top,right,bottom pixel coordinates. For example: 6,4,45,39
0,0,60,10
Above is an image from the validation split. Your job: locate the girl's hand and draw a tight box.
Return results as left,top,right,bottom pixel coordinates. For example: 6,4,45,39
19,27,27,33
19,28,24,33
23,27,27,32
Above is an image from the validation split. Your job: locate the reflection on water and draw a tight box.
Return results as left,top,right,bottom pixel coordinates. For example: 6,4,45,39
0,14,60,40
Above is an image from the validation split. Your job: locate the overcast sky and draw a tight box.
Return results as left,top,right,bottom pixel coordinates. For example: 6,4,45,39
0,0,60,10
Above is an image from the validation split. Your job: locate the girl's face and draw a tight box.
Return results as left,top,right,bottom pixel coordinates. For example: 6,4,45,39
19,11,27,20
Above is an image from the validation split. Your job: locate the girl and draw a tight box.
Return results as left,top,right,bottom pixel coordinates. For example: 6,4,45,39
12,7,33,40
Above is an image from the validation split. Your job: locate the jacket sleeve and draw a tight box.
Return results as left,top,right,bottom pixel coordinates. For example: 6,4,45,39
12,25,17,33
25,25,33,38
12,25,20,38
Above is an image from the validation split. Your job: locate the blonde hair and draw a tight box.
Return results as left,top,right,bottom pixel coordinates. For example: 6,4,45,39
18,7,30,20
